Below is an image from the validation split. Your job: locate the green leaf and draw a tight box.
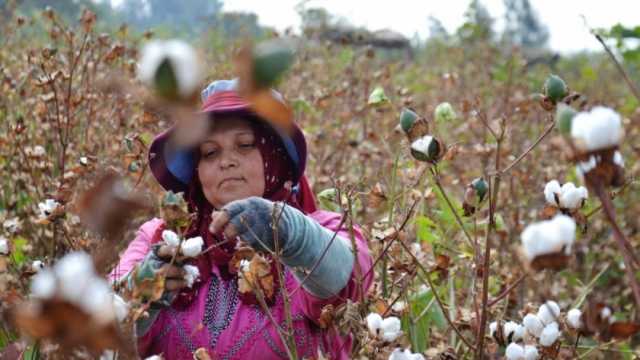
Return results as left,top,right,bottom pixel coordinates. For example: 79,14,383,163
11,236,27,266
415,215,439,244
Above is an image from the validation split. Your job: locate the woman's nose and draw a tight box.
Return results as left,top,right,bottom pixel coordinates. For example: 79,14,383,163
218,152,238,169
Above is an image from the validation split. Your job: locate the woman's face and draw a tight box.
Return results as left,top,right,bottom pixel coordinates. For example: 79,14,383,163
197,117,265,209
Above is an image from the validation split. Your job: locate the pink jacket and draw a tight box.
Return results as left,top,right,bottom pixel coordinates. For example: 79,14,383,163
110,210,372,359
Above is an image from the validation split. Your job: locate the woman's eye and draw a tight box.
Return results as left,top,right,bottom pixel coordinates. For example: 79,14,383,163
202,150,217,158
239,142,255,149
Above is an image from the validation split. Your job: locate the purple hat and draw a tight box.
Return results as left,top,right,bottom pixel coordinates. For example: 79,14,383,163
148,79,307,194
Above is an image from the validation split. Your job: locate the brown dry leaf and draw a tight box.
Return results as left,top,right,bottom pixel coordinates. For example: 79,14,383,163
608,322,640,339
229,246,256,274
13,299,126,353
367,183,387,209
539,204,559,220
530,253,570,272
130,267,166,303
246,90,293,132
76,171,148,241
318,304,335,329
238,254,275,301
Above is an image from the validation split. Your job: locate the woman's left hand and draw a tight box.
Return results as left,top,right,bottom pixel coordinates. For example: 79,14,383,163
209,196,288,253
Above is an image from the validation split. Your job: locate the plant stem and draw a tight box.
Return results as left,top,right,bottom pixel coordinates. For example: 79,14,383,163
428,167,474,248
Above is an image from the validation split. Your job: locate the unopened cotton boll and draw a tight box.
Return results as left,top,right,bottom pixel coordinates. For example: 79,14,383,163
537,301,561,325
505,343,525,360
367,313,384,337
544,180,561,206
181,236,203,257
567,308,582,329
162,230,180,248
30,268,56,299
539,322,560,346
570,106,623,151
381,316,402,342
55,251,95,301
524,345,539,360
183,264,200,288
523,313,544,337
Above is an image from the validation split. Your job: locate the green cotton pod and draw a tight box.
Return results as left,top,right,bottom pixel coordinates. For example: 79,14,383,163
555,103,576,134
543,74,568,103
368,86,389,106
317,188,340,212
434,102,456,123
153,58,179,100
399,108,419,133
471,177,488,202
252,39,294,89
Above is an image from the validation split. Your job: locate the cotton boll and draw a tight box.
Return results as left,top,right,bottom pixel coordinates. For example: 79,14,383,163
411,136,434,154
539,322,560,346
0,236,9,255
367,313,383,337
30,269,56,299
613,151,624,167
180,236,203,257
79,279,116,324
505,342,525,360
138,40,202,99
559,183,587,209
503,321,525,341
523,313,544,337
54,251,95,301
537,301,561,325
600,307,612,320
388,348,425,360
570,106,623,151
567,308,582,329
183,264,200,288
113,294,129,322
524,345,539,360
521,215,575,260
381,316,402,342
489,321,498,338
31,260,45,273
544,180,561,206
162,230,180,248
392,301,406,312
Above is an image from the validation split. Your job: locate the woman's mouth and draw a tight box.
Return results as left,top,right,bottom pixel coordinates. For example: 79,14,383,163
219,177,245,188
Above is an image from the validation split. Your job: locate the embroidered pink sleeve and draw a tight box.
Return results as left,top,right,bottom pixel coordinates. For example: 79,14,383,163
108,217,165,283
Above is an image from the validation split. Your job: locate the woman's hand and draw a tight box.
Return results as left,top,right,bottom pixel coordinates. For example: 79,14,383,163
155,245,189,292
209,196,287,253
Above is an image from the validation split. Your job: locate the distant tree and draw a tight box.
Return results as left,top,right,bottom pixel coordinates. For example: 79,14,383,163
457,0,494,42
503,0,549,49
218,12,265,39
117,0,222,34
427,16,448,39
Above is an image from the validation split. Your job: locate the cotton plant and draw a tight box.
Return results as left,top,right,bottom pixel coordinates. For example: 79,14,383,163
520,214,576,270
3,217,21,234
366,312,402,342
505,342,539,360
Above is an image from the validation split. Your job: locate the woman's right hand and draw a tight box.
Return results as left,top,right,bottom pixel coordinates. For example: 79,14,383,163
155,244,189,293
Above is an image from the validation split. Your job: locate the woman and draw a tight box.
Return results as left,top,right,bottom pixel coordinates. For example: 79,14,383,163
110,79,373,359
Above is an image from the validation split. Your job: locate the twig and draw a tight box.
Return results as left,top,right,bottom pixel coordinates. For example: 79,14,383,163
494,119,555,176
475,177,493,359
590,179,640,315
428,167,474,248
487,273,527,308
594,33,640,104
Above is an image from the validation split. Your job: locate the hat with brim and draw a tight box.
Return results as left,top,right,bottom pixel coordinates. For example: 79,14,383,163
148,79,307,195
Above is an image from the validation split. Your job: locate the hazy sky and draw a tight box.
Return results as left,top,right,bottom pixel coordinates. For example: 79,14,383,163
222,0,637,53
